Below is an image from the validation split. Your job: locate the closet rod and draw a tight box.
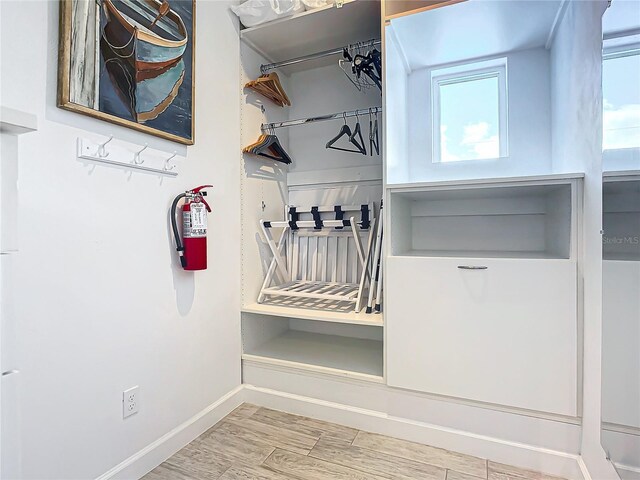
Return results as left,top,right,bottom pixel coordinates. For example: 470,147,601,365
260,39,381,74
262,107,382,131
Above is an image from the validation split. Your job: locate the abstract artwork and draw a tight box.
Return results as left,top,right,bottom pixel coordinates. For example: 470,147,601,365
58,0,195,144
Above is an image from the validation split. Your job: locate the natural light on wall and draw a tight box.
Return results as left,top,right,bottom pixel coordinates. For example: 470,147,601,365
603,47,640,151
432,58,508,163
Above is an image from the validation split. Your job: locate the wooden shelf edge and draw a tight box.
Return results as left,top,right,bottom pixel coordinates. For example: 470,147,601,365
242,303,384,326
242,354,385,383
384,0,464,22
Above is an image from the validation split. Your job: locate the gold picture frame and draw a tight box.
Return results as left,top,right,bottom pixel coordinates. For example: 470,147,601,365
57,0,196,145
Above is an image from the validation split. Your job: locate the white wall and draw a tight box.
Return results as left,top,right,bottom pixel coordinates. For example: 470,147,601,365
384,25,410,185
404,47,552,183
287,64,383,174
549,1,618,479
0,1,242,478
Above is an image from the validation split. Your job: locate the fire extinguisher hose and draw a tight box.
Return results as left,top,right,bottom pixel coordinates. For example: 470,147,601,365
171,193,187,268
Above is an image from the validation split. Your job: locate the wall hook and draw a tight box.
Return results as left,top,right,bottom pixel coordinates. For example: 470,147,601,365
97,135,114,158
164,151,178,171
133,144,149,165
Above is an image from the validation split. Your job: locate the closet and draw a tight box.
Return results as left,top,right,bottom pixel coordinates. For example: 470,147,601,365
238,1,614,477
239,0,385,382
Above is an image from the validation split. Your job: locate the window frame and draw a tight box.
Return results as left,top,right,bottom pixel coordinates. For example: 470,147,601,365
602,40,640,154
431,61,509,164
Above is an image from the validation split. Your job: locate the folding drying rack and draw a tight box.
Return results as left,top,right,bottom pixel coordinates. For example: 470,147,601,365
258,204,376,313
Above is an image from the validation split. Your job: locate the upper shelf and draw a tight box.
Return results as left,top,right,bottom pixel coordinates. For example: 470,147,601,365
240,0,381,73
0,106,37,135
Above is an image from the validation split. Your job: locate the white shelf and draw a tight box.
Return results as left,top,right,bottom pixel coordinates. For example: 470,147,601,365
386,172,585,192
388,181,576,260
396,250,571,260
243,302,383,326
242,330,384,381
240,0,381,73
0,106,37,135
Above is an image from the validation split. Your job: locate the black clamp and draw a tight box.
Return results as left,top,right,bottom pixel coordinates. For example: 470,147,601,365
334,205,344,230
360,204,370,229
311,206,323,230
288,207,299,230
263,221,272,228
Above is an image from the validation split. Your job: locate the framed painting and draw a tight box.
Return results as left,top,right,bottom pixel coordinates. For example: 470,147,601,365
58,0,195,145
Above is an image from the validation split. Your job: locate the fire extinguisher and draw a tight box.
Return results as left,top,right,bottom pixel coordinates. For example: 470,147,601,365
171,185,212,271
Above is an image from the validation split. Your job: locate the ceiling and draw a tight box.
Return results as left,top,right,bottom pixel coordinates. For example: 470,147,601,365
603,0,640,36
390,0,563,71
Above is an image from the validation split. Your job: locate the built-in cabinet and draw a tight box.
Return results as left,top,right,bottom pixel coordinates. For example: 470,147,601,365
237,0,618,477
386,177,581,416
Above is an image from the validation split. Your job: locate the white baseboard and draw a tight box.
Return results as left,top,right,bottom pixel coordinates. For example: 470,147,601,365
243,384,585,480
96,385,245,480
616,463,640,480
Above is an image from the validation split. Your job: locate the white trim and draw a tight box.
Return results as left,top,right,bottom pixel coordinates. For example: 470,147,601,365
386,172,585,191
0,106,37,135
385,21,411,75
615,463,640,480
242,356,385,384
431,59,509,164
95,385,245,480
578,456,593,480
545,0,570,50
243,384,586,480
243,358,583,424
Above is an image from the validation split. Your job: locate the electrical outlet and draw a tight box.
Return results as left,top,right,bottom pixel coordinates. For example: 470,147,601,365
123,386,139,418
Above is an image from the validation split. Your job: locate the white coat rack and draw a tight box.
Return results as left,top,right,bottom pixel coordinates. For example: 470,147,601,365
76,135,182,177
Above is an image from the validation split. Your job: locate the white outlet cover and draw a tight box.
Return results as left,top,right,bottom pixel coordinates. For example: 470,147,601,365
123,386,139,418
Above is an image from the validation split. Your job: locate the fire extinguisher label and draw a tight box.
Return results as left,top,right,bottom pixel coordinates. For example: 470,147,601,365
183,202,207,238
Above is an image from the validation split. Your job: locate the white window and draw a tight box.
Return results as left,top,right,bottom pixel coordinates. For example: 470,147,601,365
603,44,640,151
431,59,508,163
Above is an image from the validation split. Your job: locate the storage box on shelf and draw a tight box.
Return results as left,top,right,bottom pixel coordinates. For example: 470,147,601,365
385,174,582,417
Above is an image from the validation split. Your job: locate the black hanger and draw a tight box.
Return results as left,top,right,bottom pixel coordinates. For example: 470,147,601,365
369,108,379,156
353,49,382,92
326,113,366,155
251,129,292,164
349,112,367,155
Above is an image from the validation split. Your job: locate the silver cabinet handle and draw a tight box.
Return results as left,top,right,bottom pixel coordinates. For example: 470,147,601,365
458,265,488,270
2,370,19,377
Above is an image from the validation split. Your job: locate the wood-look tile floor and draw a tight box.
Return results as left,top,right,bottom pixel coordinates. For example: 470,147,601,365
143,403,566,480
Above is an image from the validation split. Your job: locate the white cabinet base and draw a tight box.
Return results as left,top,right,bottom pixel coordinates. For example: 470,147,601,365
386,256,578,417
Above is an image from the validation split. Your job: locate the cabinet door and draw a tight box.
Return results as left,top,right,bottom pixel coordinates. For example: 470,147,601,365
602,260,640,429
386,257,578,416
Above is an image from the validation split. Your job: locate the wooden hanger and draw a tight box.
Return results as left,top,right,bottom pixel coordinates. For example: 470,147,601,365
245,72,291,107
243,129,292,165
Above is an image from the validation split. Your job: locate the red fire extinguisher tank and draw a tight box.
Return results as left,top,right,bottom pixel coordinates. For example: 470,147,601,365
171,185,212,271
